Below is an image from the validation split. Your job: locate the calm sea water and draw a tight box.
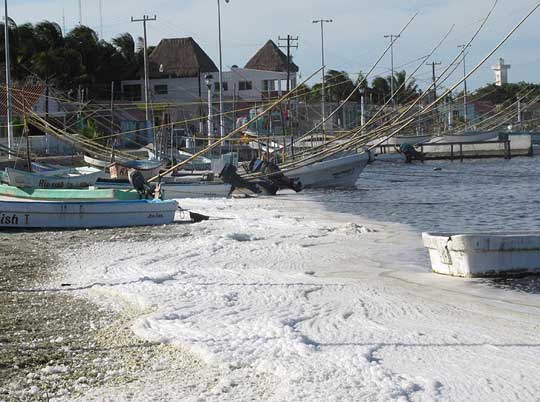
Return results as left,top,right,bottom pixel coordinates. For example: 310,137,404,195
316,155,540,233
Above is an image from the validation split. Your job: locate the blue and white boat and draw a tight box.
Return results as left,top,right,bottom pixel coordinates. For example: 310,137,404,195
0,199,178,229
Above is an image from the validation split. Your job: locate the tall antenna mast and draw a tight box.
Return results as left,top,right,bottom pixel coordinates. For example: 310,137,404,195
99,0,103,39
4,0,13,160
62,4,66,36
78,0,82,25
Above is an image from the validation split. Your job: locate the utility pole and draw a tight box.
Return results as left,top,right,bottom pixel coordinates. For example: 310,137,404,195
313,19,333,139
278,34,299,132
4,0,13,159
78,0,82,25
458,44,469,125
426,61,442,102
384,34,400,106
131,15,157,148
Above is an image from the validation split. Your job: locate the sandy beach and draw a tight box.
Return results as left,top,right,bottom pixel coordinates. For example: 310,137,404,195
2,194,534,401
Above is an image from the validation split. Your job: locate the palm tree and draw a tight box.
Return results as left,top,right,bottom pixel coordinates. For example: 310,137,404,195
371,76,390,104
112,33,136,64
390,70,419,104
33,21,63,51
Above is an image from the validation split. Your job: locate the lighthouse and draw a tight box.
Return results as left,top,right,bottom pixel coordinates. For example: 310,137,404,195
492,58,511,86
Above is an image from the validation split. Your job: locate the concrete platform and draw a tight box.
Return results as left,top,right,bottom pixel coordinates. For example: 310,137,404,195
423,232,540,277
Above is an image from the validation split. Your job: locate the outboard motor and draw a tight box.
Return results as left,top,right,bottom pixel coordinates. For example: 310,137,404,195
248,158,302,193
399,143,425,164
128,169,158,199
219,164,278,195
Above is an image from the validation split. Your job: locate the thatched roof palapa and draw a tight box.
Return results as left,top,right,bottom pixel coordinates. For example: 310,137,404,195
245,40,299,73
149,37,218,78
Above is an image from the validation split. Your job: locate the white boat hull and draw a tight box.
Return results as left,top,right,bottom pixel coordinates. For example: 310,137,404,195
427,131,498,144
5,167,103,189
84,154,111,169
423,232,540,277
0,199,178,229
162,183,231,199
286,152,369,188
97,181,231,199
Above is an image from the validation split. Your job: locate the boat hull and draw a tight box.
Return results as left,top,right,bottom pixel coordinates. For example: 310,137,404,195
97,180,231,199
5,167,102,189
0,184,140,202
286,152,369,188
423,232,540,277
84,154,111,170
109,161,162,181
0,199,177,229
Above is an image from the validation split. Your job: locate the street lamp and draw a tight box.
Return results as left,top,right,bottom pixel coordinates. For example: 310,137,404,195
384,34,400,107
217,0,230,139
458,44,470,125
359,88,365,127
312,18,333,140
205,74,214,144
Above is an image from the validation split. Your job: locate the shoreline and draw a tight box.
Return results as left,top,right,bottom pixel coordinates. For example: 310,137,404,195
0,228,216,401
3,194,540,401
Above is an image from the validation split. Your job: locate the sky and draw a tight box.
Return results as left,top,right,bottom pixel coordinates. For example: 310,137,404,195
7,0,540,91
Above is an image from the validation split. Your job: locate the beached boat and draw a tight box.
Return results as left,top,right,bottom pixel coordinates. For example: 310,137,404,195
97,179,231,199
109,159,163,180
286,151,370,188
148,148,212,171
423,232,540,277
0,183,140,202
0,199,177,229
4,167,103,189
84,154,111,170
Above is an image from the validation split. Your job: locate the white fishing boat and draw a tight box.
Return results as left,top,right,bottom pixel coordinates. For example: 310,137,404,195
0,199,178,229
423,232,540,277
286,151,370,188
4,167,103,189
97,179,231,199
84,154,111,170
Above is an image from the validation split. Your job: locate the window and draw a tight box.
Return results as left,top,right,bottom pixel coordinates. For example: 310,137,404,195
214,82,229,92
154,84,168,95
238,81,253,91
263,80,276,92
123,84,142,101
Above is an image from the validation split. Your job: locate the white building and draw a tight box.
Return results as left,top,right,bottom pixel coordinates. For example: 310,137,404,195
492,58,511,86
120,38,298,134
